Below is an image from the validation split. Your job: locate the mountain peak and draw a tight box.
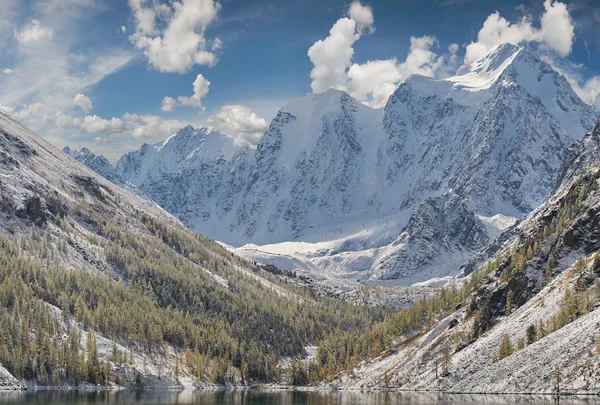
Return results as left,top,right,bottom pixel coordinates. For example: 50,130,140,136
63,146,97,161
62,145,132,191
449,43,524,91
281,88,353,118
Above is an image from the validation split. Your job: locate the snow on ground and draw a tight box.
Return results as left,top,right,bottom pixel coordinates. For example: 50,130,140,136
330,255,600,394
477,214,519,241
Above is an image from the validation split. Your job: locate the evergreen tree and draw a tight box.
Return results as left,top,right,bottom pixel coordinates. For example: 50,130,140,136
506,290,513,316
441,343,452,375
526,324,537,345
498,335,513,361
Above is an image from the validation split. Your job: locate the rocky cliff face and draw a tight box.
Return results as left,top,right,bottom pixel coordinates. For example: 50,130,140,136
109,44,597,285
63,146,134,192
326,117,600,393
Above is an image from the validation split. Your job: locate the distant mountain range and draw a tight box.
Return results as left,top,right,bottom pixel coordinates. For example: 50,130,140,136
67,43,597,286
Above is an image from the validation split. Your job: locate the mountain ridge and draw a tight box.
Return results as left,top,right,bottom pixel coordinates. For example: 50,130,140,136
75,43,597,285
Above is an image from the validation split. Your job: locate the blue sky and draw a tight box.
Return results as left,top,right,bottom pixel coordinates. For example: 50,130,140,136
0,0,598,161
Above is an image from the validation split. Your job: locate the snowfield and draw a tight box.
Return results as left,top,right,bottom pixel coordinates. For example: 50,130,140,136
108,43,596,286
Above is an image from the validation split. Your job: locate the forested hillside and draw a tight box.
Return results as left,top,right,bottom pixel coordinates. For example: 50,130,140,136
0,111,391,388
314,119,600,393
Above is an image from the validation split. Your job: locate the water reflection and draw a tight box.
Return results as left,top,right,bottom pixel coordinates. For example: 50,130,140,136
0,390,598,405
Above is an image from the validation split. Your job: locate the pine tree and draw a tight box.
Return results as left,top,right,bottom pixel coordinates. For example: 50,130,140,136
441,343,452,375
498,335,513,360
526,324,537,345
506,290,513,316
173,355,180,378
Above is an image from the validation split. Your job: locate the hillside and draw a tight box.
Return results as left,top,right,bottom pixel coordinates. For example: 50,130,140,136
0,111,390,389
318,119,600,394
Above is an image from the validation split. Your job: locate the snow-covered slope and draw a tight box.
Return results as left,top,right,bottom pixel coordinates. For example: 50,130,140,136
62,146,135,192
327,119,600,392
114,44,597,285
116,126,255,233
0,109,369,389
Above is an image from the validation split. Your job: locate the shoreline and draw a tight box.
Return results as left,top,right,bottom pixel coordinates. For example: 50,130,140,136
1,384,599,398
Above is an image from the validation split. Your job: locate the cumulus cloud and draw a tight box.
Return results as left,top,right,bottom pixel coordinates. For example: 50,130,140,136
161,96,177,112
162,73,210,111
2,68,11,75
44,110,187,140
464,0,574,64
307,1,376,94
207,105,268,145
346,36,446,107
14,19,53,45
120,25,127,33
577,77,600,106
0,105,13,114
177,74,210,107
447,43,459,67
12,103,44,120
308,17,359,93
45,111,127,134
347,1,374,34
82,115,127,134
308,3,456,107
541,55,600,106
74,93,92,112
128,0,221,73
124,113,188,138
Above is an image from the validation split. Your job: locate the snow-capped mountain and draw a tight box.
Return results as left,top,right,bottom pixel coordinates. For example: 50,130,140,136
115,126,254,231
113,43,597,285
62,146,132,190
329,116,600,393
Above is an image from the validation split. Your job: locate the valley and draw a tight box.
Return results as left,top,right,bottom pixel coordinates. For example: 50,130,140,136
0,1,599,393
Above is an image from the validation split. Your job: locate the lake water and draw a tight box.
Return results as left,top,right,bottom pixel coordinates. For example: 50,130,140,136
0,390,599,405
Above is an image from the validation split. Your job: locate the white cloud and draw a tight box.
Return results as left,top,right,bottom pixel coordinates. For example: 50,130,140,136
464,0,574,64
12,103,44,120
538,0,573,56
0,0,135,142
207,105,268,145
346,59,402,108
128,0,222,73
44,111,79,129
82,115,127,134
44,110,187,140
120,25,127,33
0,105,14,114
161,96,177,112
577,77,600,106
212,37,222,51
308,18,359,93
307,2,379,93
307,3,455,107
347,1,374,34
541,55,600,106
44,111,127,134
124,113,187,138
74,93,92,112
447,43,459,67
2,68,12,75
162,73,211,111
177,73,210,107
346,36,445,108
14,19,53,45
